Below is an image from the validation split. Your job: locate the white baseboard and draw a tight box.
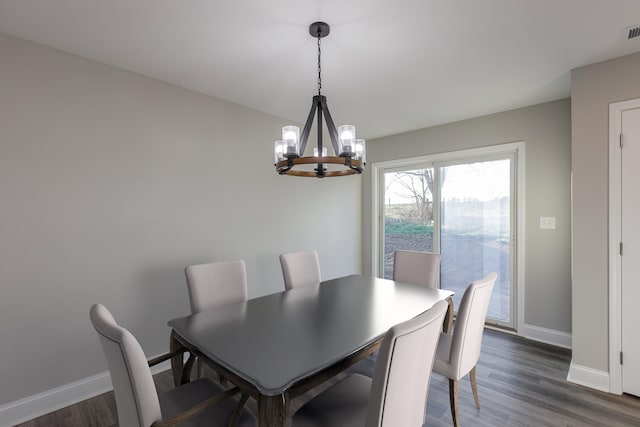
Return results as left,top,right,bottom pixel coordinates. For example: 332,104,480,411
520,323,572,349
567,361,611,393
0,359,172,427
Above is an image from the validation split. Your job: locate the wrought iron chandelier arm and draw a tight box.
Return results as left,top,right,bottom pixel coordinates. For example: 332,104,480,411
319,96,340,155
298,97,318,156
345,157,363,173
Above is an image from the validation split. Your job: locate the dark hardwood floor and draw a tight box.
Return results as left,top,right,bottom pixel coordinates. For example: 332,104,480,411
425,330,640,426
16,329,640,427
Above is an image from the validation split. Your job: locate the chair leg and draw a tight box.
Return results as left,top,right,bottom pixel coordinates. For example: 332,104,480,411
194,356,229,387
443,297,455,333
470,366,480,409
218,373,227,387
448,378,460,427
181,353,196,384
196,357,205,379
228,393,250,427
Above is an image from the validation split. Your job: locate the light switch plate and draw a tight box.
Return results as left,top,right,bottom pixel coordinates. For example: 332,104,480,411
540,216,556,230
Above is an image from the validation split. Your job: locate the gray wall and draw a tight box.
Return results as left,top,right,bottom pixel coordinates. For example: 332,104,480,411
362,99,572,335
571,52,640,372
0,33,361,407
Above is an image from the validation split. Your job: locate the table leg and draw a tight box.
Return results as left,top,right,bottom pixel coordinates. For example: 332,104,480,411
444,296,454,333
257,393,289,427
170,330,185,387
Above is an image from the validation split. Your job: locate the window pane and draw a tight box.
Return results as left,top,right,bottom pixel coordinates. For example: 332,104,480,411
383,169,435,279
440,160,511,322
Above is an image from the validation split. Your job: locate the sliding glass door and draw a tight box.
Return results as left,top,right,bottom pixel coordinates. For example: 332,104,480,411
440,159,511,323
378,147,518,328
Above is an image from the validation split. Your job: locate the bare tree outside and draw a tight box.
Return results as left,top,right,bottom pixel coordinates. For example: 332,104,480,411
385,169,434,224
383,168,436,279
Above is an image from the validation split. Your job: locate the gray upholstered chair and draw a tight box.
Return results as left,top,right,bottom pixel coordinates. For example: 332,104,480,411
348,250,443,378
185,259,248,314
393,250,441,289
279,250,321,290
185,259,248,378
292,300,449,427
433,272,497,427
89,303,256,427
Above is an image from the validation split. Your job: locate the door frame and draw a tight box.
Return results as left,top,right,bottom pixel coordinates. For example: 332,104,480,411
609,98,640,394
370,142,525,332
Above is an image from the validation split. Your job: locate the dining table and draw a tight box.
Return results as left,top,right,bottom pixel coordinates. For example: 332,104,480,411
167,274,454,427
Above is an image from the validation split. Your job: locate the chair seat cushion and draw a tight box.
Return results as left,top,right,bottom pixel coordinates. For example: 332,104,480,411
433,332,459,380
293,374,372,427
159,378,256,427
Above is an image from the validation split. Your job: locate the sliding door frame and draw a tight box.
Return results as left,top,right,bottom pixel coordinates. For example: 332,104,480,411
371,142,525,332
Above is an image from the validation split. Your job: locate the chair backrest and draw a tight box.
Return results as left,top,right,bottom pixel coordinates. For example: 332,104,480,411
185,260,248,314
279,250,321,290
366,300,449,427
90,304,161,427
393,250,441,289
449,272,497,378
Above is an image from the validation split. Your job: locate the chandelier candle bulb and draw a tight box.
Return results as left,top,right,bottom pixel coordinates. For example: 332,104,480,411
274,140,285,163
338,125,356,156
314,147,328,157
282,126,300,157
355,139,366,162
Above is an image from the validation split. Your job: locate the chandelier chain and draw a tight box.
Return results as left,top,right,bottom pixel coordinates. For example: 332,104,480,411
317,33,322,96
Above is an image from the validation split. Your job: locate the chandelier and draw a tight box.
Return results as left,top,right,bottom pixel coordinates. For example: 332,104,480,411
274,22,365,178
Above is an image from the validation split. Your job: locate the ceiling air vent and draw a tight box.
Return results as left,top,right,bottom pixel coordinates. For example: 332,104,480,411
625,25,640,40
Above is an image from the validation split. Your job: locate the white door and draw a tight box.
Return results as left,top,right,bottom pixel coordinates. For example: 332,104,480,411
621,106,640,396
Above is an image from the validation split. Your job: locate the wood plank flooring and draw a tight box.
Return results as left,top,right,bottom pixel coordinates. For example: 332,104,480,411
16,329,640,427
425,330,640,426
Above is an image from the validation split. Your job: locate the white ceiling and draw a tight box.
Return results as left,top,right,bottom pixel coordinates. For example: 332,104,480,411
1,0,640,139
